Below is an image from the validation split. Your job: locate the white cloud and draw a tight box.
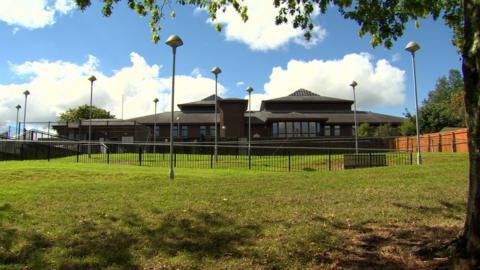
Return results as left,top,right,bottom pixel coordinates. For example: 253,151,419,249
205,0,326,51
236,81,245,87
0,0,75,29
391,53,401,63
246,53,405,111
0,52,226,125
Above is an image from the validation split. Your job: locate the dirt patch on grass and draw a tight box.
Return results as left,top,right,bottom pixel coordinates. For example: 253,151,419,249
320,224,460,270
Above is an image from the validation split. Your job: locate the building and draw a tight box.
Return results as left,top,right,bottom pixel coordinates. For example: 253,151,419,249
53,89,405,142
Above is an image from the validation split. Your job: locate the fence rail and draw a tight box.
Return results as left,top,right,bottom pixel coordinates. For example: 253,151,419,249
0,140,412,172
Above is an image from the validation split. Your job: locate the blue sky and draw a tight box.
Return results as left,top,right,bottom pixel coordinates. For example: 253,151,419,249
0,0,461,127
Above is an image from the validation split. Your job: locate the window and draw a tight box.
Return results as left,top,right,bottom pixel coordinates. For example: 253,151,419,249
302,122,309,136
209,125,216,137
154,126,160,137
311,122,317,137
278,122,285,137
352,125,356,136
181,126,188,137
272,122,278,137
172,126,178,137
324,125,331,136
292,122,300,137
334,125,341,136
286,122,293,137
200,126,207,137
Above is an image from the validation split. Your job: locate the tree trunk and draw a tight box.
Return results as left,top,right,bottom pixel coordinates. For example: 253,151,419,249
456,1,480,268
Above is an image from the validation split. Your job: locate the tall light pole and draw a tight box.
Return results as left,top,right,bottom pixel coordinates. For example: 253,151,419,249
166,34,183,180
15,104,21,139
87,75,96,158
153,97,159,153
176,116,181,137
22,90,30,140
350,81,359,154
405,41,422,165
246,86,253,159
211,66,222,167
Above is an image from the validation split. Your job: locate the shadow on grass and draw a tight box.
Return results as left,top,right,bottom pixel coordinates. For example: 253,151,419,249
393,199,465,221
1,206,261,270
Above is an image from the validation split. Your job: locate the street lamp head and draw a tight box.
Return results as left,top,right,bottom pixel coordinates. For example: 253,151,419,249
88,75,97,82
246,86,253,94
16,104,21,110
153,98,159,104
165,34,183,49
176,116,180,121
23,90,30,96
350,81,358,88
211,66,222,76
405,41,420,54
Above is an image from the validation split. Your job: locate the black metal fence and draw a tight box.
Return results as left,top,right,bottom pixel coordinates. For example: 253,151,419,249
0,140,413,172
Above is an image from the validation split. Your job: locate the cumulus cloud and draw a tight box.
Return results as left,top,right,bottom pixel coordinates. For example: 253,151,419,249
0,52,226,126
0,0,76,29
204,0,326,50
246,53,406,111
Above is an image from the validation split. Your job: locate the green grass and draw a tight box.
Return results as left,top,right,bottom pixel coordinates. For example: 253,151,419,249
0,153,468,269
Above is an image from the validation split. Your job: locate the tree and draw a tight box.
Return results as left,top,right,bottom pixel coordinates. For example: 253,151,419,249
400,110,417,136
420,69,465,133
74,0,480,267
373,123,399,137
357,122,370,137
58,105,115,122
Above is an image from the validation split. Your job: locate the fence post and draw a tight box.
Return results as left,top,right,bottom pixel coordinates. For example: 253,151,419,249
410,151,413,165
248,150,251,170
288,151,291,172
139,146,142,166
174,152,177,167
369,152,372,167
328,150,331,171
107,147,110,164
210,149,213,169
20,142,24,161
452,132,457,152
76,144,80,163
47,143,51,162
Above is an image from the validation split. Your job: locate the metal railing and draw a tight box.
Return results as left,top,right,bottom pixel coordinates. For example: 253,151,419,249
0,140,413,172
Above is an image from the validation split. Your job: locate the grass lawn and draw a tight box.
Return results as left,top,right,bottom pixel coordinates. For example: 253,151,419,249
0,153,468,269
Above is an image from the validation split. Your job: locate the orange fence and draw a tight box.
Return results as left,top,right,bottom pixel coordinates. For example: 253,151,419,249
392,128,469,153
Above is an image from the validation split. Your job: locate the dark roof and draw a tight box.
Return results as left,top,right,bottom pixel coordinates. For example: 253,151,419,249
129,110,404,125
263,89,353,103
289,89,319,96
249,111,405,124
129,111,216,124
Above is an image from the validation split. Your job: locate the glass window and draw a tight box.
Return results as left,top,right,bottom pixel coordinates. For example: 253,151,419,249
324,125,331,136
182,126,188,137
286,122,293,137
352,125,356,136
209,125,215,137
334,125,341,136
302,122,309,136
310,122,317,137
154,126,160,137
278,122,285,137
272,122,278,137
294,122,301,137
200,126,207,136
172,126,178,137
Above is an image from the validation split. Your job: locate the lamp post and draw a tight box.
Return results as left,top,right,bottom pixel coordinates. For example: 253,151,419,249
15,104,21,139
350,81,359,154
176,116,181,137
22,90,30,140
87,75,96,158
153,97,159,153
246,86,253,159
211,66,222,167
405,41,422,165
166,34,183,180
